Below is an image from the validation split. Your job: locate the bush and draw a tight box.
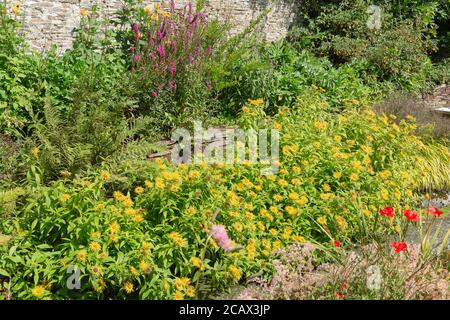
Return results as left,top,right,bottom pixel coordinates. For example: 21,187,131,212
3,90,448,299
291,0,441,92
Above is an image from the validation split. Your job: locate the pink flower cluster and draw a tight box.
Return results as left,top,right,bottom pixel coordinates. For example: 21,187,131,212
210,225,233,251
130,1,214,97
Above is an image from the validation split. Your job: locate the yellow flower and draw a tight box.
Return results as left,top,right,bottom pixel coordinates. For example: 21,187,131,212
272,194,283,202
31,147,40,158
288,192,299,200
91,265,102,276
95,203,105,210
31,285,46,298
296,196,308,205
314,120,328,130
60,194,70,203
191,257,203,269
317,216,327,226
174,291,184,300
139,260,151,273
233,222,243,232
142,241,153,251
269,228,278,236
123,281,134,294
78,250,87,261
350,160,362,171
285,206,298,216
155,177,165,189
312,141,321,149
80,8,89,17
100,170,111,181
186,286,196,298
292,235,306,243
89,241,101,252
109,222,120,234
320,193,334,200
143,5,152,15
135,186,144,194
334,135,342,143
168,232,187,247
130,266,139,276
229,266,241,281
333,172,342,179
188,170,201,179
335,215,348,232
273,122,282,130
242,106,250,113
380,188,389,201
144,180,153,188
380,170,392,179
291,178,301,185
249,98,264,106
350,173,359,181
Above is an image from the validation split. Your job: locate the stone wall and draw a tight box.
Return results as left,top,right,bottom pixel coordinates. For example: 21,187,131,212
5,0,300,53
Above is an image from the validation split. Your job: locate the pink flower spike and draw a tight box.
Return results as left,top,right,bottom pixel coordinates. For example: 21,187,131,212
210,225,233,251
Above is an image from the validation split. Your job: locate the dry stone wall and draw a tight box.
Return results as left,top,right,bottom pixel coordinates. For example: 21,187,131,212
5,0,300,53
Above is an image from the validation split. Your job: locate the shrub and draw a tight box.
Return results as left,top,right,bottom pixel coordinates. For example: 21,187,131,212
291,0,440,92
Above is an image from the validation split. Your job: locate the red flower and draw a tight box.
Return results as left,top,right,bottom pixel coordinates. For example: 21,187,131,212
379,206,395,218
428,207,443,217
335,292,344,299
333,240,341,247
403,210,419,222
342,282,348,291
391,241,407,253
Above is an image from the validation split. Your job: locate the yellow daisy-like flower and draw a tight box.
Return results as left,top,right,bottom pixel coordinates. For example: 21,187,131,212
186,207,196,214
123,281,134,294
229,265,241,281
314,120,328,130
350,161,362,171
30,147,40,158
89,241,101,252
296,196,309,205
335,215,348,232
60,194,70,203
291,178,301,185
285,206,298,216
100,170,110,181
333,172,342,179
292,235,306,243
144,180,153,188
134,186,144,194
142,241,153,251
139,260,151,273
168,231,187,247
320,193,334,200
91,265,102,276
242,106,250,113
173,290,184,300
249,98,264,106
109,222,120,234
272,194,283,202
317,216,327,226
186,286,196,298
31,285,46,298
78,250,87,261
349,173,359,181
273,122,282,130
233,222,243,232
191,257,203,269
269,228,278,236
289,192,299,200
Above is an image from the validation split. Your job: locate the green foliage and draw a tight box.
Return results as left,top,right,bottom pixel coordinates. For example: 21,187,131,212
291,0,444,92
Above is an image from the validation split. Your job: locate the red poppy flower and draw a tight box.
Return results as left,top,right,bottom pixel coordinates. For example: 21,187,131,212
403,210,419,222
379,206,395,218
428,207,443,217
333,240,341,247
391,241,407,253
335,291,343,299
342,282,348,291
